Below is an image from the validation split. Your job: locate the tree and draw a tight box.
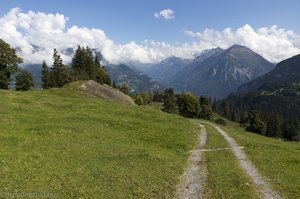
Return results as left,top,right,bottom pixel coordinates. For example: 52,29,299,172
246,110,266,135
94,56,111,85
282,120,300,141
265,114,282,138
119,84,130,95
72,45,95,80
51,49,73,87
15,69,35,91
41,60,52,89
162,88,177,114
177,92,201,118
199,96,210,106
0,39,23,89
199,96,213,120
212,98,217,112
220,100,231,119
199,105,213,120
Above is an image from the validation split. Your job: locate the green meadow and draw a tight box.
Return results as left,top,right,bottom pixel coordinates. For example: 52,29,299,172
0,87,197,198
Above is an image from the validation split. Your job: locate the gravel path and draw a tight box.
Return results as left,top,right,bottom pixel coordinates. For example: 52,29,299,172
202,121,281,199
176,124,208,199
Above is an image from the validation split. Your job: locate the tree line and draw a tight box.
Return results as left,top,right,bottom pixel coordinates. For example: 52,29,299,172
132,88,217,121
41,46,110,89
214,96,300,141
0,38,111,91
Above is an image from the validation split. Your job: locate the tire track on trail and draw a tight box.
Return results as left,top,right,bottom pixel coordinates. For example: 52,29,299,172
176,123,208,199
201,121,281,199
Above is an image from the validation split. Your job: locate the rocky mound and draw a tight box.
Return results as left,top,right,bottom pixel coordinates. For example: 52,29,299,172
76,80,135,105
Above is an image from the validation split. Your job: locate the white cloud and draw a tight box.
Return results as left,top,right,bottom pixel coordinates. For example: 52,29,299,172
0,8,299,67
184,24,300,63
154,9,175,20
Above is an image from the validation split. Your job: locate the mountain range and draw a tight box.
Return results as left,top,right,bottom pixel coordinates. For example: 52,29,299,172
142,45,274,99
24,47,161,92
24,44,277,98
224,54,300,140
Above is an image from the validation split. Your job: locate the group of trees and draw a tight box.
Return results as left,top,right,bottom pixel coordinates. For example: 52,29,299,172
0,39,34,90
42,46,110,89
215,99,300,141
161,88,214,119
132,88,214,120
0,39,111,91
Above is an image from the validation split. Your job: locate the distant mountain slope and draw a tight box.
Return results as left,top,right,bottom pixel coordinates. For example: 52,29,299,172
225,54,300,140
23,48,161,92
105,64,161,93
168,45,274,99
238,54,300,92
143,56,191,84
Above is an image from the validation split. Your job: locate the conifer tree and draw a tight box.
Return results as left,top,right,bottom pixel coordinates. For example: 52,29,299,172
41,60,52,89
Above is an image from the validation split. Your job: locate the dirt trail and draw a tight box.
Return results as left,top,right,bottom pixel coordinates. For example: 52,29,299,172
202,121,281,199
176,124,207,199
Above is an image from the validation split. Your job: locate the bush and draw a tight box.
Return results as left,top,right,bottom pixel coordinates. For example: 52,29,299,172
215,117,226,126
177,92,200,118
15,69,35,91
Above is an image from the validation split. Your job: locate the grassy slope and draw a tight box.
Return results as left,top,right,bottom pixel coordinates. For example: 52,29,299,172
220,121,300,199
203,125,258,199
0,88,197,198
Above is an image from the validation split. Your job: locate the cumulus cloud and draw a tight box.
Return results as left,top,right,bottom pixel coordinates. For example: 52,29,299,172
184,24,300,63
0,8,299,67
154,9,175,20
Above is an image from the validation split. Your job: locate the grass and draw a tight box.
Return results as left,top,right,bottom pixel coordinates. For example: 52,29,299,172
202,124,258,199
0,87,198,198
220,121,300,199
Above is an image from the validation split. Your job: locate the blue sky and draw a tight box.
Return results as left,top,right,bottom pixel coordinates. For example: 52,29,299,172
0,0,300,65
1,0,300,44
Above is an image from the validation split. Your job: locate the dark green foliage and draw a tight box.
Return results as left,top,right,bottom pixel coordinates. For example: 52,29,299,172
246,110,266,135
0,39,23,89
265,114,282,138
215,117,226,126
282,120,300,141
198,96,213,119
41,60,52,89
15,69,35,91
72,46,96,80
71,46,110,85
51,49,74,87
212,98,217,112
162,88,177,114
94,56,111,85
153,91,163,102
199,96,210,106
134,91,154,106
177,92,201,118
221,54,300,141
199,105,213,120
118,84,130,95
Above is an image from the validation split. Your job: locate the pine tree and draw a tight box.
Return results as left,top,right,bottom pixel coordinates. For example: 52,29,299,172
41,60,52,89
94,56,111,85
51,49,73,87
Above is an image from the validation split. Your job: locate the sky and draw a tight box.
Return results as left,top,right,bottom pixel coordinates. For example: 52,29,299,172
0,0,300,65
